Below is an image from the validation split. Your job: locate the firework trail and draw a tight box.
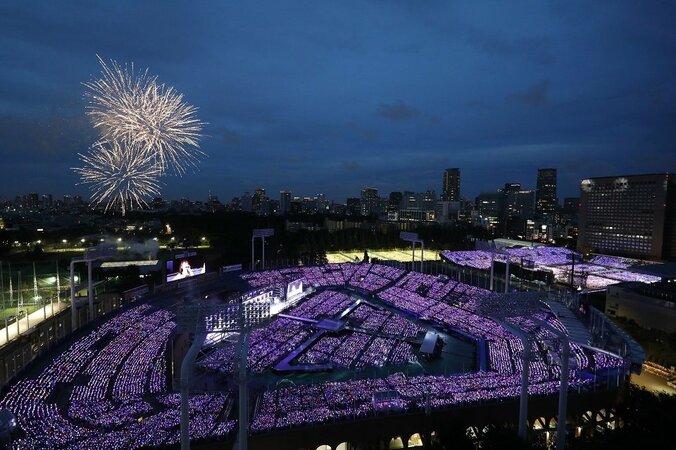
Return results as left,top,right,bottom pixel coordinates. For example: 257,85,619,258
75,56,205,215
73,140,162,216
83,56,205,175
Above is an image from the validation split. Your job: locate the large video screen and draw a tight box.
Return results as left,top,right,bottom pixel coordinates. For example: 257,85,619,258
166,252,207,282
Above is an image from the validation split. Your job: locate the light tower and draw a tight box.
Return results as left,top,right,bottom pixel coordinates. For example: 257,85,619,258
481,292,571,450
176,295,271,450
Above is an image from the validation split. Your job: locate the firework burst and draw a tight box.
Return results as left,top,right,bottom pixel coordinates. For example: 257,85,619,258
83,56,205,175
73,140,162,216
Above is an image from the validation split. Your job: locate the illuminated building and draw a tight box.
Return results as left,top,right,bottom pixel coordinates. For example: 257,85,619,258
442,168,460,201
578,173,676,260
536,168,558,218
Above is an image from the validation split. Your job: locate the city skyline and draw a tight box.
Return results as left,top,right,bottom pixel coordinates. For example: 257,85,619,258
1,1,675,204
2,167,673,206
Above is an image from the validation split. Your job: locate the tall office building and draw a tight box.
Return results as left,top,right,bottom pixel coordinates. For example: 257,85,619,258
442,168,461,201
252,188,267,214
502,183,535,237
387,192,403,213
399,190,437,222
476,192,504,230
536,168,558,217
346,198,362,216
280,191,291,214
578,173,676,260
360,187,380,216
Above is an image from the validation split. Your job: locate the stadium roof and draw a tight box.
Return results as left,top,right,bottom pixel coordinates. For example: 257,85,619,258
100,260,159,268
630,263,676,279
493,238,545,249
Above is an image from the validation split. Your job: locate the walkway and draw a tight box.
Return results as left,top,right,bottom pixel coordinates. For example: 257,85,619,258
0,302,70,347
544,299,593,345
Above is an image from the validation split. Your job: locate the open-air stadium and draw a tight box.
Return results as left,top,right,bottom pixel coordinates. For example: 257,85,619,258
0,262,640,449
440,248,662,290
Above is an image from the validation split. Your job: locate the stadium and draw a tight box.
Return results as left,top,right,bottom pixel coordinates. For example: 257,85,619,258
0,261,640,450
439,247,661,290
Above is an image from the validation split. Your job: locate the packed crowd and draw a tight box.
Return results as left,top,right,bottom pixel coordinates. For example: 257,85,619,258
0,262,628,445
0,305,236,449
242,262,406,294
251,370,591,432
441,247,661,289
242,263,625,432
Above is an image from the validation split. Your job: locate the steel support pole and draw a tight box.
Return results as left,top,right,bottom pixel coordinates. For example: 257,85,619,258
251,238,255,271
489,253,495,291
501,322,531,440
505,255,510,293
1,261,7,343
70,261,77,331
237,330,250,450
535,319,570,450
88,261,94,321
181,333,206,450
261,238,265,270
519,337,531,439
556,336,570,450
420,241,424,272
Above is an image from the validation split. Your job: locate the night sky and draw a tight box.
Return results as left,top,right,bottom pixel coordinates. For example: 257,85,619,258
1,1,675,203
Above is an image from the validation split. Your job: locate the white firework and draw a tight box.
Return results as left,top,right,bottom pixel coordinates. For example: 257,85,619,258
83,56,205,175
73,140,162,216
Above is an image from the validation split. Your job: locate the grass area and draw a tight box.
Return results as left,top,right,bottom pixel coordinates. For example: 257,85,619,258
0,304,42,320
613,317,676,369
326,248,440,264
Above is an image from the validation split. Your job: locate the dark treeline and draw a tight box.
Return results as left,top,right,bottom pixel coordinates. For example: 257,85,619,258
153,211,486,267
1,209,489,274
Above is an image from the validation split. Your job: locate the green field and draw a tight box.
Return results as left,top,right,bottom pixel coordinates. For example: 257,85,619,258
0,304,42,321
326,248,440,264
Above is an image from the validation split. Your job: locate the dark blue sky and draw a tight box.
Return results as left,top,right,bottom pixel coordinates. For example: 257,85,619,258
1,1,675,203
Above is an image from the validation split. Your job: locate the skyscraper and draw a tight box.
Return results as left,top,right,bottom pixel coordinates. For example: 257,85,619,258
442,168,461,201
477,192,504,231
387,192,403,213
536,168,558,217
346,198,362,216
252,187,267,214
280,191,291,214
360,187,380,216
502,183,535,237
578,173,676,260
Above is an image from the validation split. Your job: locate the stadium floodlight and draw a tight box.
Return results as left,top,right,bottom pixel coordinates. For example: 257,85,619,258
251,229,274,270
483,291,571,450
566,252,583,291
399,231,419,241
399,232,424,272
252,228,274,238
176,298,271,450
71,245,117,330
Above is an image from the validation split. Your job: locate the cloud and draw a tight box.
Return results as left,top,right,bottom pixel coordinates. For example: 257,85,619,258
340,160,360,171
507,80,550,107
376,101,420,121
346,122,377,141
463,28,555,65
0,109,95,162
